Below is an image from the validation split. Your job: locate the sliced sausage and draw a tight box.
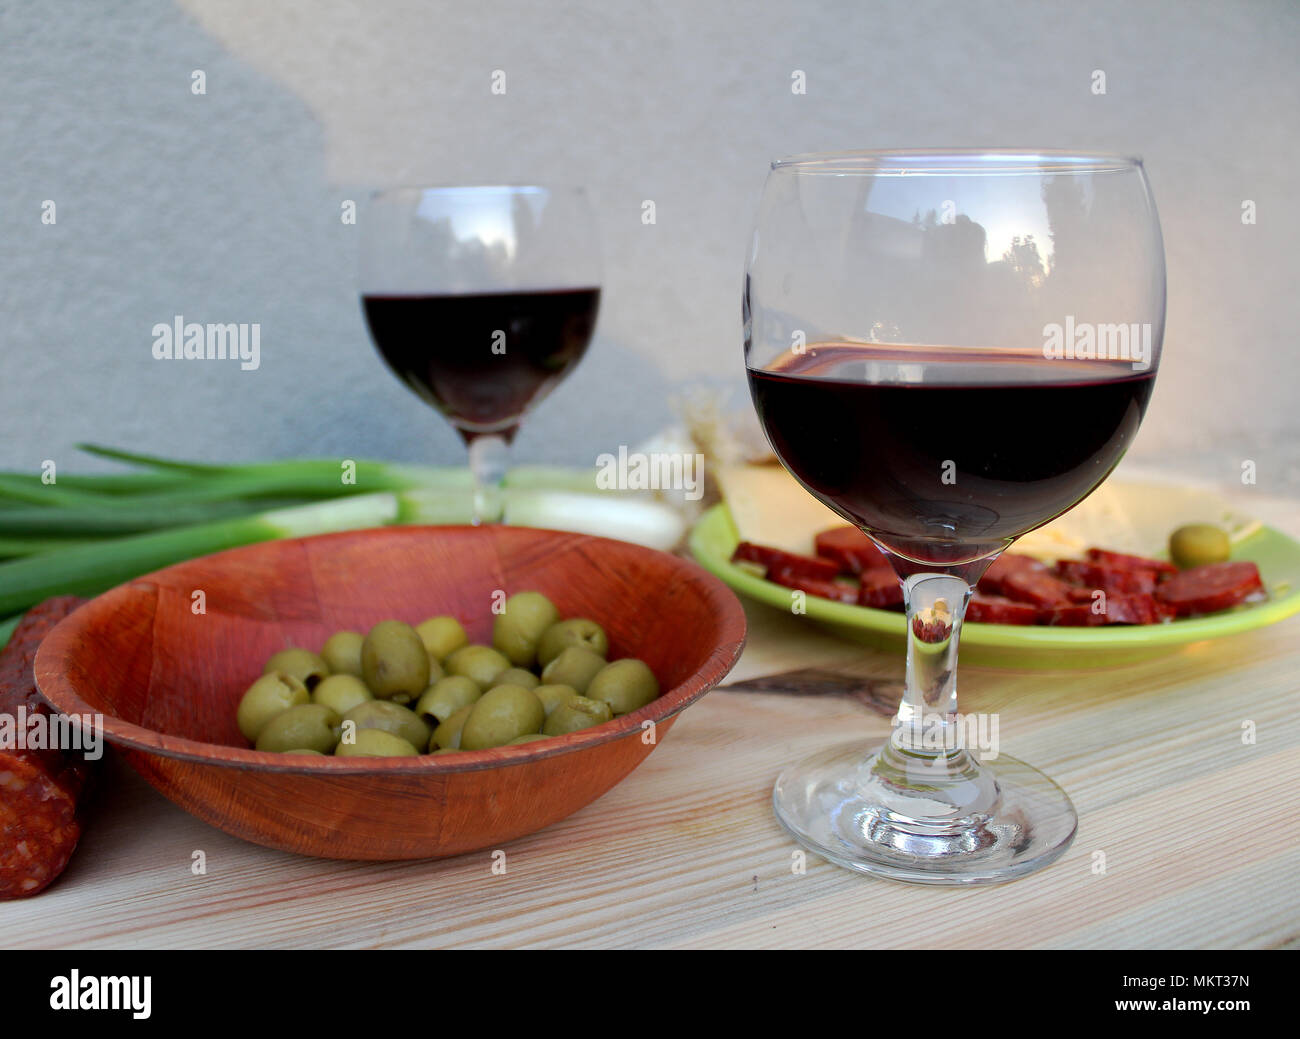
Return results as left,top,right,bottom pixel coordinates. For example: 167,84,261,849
966,594,1040,625
814,526,888,574
732,542,841,581
1155,561,1264,617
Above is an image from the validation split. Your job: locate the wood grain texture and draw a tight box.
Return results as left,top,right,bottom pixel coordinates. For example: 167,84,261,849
10,490,1300,948
31,526,746,860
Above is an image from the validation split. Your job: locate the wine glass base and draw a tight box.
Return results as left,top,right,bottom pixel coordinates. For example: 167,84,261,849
773,740,1077,886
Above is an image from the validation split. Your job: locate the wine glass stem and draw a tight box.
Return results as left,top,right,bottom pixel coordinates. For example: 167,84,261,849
467,434,508,525
892,573,973,754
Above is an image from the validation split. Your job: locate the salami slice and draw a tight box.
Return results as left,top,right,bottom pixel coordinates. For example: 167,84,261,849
0,597,93,899
1155,561,1264,617
1000,569,1073,607
766,568,861,604
1057,560,1158,595
813,526,888,574
858,568,904,610
1085,548,1178,578
977,553,1047,596
966,594,1040,625
1041,593,1167,626
732,542,841,581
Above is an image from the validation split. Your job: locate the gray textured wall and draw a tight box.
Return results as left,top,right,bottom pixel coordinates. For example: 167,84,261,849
3,0,1297,491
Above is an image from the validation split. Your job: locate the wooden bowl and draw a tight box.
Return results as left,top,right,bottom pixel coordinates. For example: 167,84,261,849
34,526,746,860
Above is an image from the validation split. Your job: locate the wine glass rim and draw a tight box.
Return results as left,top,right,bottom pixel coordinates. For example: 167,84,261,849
368,184,587,200
771,149,1143,175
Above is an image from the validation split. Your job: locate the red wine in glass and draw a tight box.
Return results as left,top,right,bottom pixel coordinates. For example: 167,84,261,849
363,287,600,443
748,342,1156,571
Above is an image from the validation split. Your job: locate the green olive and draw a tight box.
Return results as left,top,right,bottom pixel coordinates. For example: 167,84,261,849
536,619,609,667
312,674,373,716
586,658,660,715
445,644,511,688
430,704,474,751
540,646,607,694
430,747,463,756
237,671,309,742
414,676,482,725
492,592,560,668
416,616,469,662
264,648,329,690
460,685,546,750
361,620,431,701
534,684,579,717
1169,523,1231,569
335,729,420,757
256,704,342,754
320,631,364,678
340,699,431,753
495,667,540,690
507,734,550,745
542,695,613,736
425,652,446,684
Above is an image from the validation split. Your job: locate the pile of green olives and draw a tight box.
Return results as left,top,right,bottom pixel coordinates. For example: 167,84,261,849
235,593,661,758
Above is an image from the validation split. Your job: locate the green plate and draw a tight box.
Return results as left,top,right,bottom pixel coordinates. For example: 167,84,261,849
688,502,1300,669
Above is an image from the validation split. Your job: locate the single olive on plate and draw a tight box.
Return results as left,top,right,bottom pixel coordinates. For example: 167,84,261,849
430,703,474,751
534,683,579,717
341,699,431,753
313,674,373,717
320,631,365,678
336,729,420,757
256,704,342,754
415,675,482,725
237,671,309,742
536,618,609,668
264,648,329,691
492,592,560,668
361,620,431,701
540,646,607,694
542,695,613,736
445,644,511,689
460,684,546,750
416,616,470,662
587,658,660,715
1169,523,1231,570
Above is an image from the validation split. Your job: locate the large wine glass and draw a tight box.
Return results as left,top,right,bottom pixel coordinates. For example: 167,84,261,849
744,151,1165,883
361,185,601,523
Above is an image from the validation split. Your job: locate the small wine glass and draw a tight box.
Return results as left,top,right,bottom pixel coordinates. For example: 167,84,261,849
744,151,1165,883
360,185,601,523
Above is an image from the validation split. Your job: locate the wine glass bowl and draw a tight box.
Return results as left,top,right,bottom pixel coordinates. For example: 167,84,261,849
361,185,601,522
744,151,1166,883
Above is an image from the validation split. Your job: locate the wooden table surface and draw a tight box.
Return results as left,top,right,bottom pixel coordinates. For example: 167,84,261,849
5,487,1299,949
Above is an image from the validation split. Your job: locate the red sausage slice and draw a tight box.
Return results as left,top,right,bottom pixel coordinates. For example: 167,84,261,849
966,594,1039,625
767,568,861,605
977,553,1047,596
1155,561,1264,617
814,526,888,574
1041,593,1167,626
858,568,904,610
1057,560,1158,595
732,542,841,581
1000,569,1073,607
1086,548,1178,578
